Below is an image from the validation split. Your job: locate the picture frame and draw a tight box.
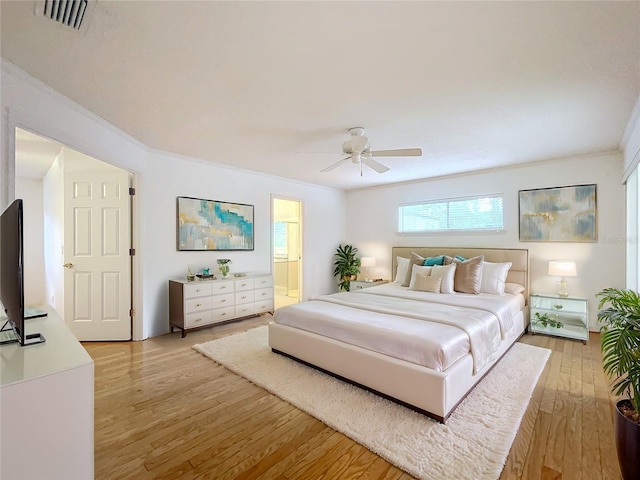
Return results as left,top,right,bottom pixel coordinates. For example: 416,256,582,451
177,196,254,251
518,184,597,242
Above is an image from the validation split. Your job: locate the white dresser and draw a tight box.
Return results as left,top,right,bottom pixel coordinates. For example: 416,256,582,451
169,273,274,337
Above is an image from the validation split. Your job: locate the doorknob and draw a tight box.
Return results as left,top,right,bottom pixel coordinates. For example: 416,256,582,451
63,263,74,268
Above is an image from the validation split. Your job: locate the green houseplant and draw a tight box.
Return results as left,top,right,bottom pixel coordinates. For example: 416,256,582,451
333,244,360,292
532,311,563,329
597,288,640,480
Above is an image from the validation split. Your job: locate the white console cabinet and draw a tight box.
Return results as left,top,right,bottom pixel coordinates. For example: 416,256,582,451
169,273,274,337
1,308,94,480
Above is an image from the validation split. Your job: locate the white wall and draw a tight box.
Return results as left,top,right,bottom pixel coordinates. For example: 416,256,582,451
15,177,45,306
2,59,346,339
623,96,640,179
346,153,626,330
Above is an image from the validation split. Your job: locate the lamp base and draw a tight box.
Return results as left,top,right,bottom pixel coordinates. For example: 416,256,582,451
558,277,569,298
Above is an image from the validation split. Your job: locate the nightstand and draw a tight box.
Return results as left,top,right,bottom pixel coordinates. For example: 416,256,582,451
530,294,588,344
350,280,389,290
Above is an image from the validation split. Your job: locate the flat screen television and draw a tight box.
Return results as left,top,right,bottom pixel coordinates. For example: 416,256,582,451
0,199,45,346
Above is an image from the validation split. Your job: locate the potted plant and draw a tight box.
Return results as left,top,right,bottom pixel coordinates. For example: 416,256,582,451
217,258,231,277
333,244,360,292
597,288,640,480
532,311,563,329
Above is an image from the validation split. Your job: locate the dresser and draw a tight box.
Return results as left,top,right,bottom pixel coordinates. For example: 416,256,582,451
169,274,274,337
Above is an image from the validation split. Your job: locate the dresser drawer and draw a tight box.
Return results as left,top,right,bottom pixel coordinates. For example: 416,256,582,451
212,293,234,308
184,283,213,299
254,276,274,289
212,306,236,323
185,296,212,314
254,287,274,301
235,303,257,318
213,281,235,294
255,299,274,313
235,278,255,291
236,291,255,305
185,310,213,328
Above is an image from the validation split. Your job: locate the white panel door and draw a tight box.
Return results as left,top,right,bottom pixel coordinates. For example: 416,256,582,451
64,172,131,340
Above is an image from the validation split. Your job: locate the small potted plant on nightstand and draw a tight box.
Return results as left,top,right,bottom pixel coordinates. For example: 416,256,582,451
333,244,360,292
597,288,640,480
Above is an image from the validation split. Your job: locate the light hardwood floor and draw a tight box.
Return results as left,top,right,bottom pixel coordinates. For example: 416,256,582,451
84,316,622,480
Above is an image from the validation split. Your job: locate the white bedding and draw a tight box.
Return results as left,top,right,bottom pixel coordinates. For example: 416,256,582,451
273,286,524,374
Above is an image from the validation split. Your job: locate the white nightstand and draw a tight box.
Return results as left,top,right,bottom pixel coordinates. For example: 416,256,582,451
350,280,389,290
530,294,589,344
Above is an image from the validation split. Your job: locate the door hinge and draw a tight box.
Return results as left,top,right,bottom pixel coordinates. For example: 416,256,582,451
129,248,136,256
129,187,136,195
129,308,136,317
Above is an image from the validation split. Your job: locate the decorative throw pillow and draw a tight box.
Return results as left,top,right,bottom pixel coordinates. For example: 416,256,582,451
443,255,454,265
423,254,446,266
411,271,443,293
504,282,525,295
431,263,456,294
394,256,410,283
453,256,484,294
402,252,425,287
455,255,467,262
408,265,433,289
480,261,512,295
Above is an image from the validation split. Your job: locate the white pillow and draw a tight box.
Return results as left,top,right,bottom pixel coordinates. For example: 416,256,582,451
431,263,456,294
480,261,512,295
394,256,409,283
408,265,433,289
504,282,525,295
411,271,443,293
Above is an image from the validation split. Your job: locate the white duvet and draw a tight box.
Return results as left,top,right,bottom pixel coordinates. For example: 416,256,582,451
273,285,523,374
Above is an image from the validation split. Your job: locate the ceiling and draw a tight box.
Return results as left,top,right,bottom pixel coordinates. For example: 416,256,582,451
2,1,639,190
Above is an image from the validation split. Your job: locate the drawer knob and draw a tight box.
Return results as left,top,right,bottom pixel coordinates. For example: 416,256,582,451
196,303,201,307
221,313,226,316
261,292,266,296
241,296,246,299
195,318,202,322
221,299,226,303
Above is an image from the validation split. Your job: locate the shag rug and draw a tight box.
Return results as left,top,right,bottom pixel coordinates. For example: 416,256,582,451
193,326,550,480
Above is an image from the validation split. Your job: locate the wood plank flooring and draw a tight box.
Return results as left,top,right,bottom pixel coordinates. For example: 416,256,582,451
84,316,622,480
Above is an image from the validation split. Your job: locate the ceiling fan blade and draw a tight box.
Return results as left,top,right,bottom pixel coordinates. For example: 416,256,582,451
362,156,390,173
320,156,350,172
369,148,422,157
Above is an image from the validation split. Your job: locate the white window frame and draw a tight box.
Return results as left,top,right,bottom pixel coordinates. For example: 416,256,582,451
398,193,505,234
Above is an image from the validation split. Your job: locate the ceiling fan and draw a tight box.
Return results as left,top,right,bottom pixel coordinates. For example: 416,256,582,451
321,127,422,175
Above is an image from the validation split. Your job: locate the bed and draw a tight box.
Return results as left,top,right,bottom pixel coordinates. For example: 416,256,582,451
268,247,529,423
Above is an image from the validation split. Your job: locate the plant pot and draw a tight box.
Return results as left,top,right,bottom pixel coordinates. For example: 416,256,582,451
615,399,640,480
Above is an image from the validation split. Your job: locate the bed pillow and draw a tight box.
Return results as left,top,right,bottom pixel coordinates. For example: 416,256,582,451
394,256,410,283
402,252,426,287
422,254,446,266
504,282,525,295
410,270,443,293
443,255,454,265
453,256,484,294
431,263,456,294
408,265,433,289
480,261,512,295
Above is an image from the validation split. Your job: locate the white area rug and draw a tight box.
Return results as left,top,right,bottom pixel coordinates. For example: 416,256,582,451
193,326,550,480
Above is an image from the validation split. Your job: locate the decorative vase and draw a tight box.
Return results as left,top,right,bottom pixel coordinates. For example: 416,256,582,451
219,265,229,277
615,399,640,480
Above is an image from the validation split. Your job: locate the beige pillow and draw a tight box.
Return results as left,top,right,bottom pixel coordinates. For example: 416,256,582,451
402,252,425,287
431,263,456,294
453,256,484,294
411,271,443,293
408,265,433,289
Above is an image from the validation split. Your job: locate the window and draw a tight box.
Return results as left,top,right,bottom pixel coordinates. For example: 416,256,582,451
398,194,504,233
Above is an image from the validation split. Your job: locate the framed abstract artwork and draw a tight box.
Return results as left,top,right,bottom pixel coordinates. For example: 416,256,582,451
518,184,597,242
177,196,254,251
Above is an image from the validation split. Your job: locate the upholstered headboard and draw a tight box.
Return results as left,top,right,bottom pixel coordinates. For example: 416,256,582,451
391,247,530,302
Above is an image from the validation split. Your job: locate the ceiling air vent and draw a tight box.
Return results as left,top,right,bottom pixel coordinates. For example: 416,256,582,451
41,0,89,30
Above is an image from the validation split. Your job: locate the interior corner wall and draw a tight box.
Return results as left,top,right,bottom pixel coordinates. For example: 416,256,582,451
1,59,346,339
345,153,626,330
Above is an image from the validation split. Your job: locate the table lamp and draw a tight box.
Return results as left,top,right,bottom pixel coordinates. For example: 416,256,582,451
360,257,376,282
548,260,577,298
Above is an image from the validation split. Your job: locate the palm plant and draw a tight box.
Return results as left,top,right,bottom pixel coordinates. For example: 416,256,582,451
333,244,360,292
597,288,640,415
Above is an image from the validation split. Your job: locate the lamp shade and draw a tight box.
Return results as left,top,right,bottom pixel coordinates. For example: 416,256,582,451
548,260,577,277
360,257,376,268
